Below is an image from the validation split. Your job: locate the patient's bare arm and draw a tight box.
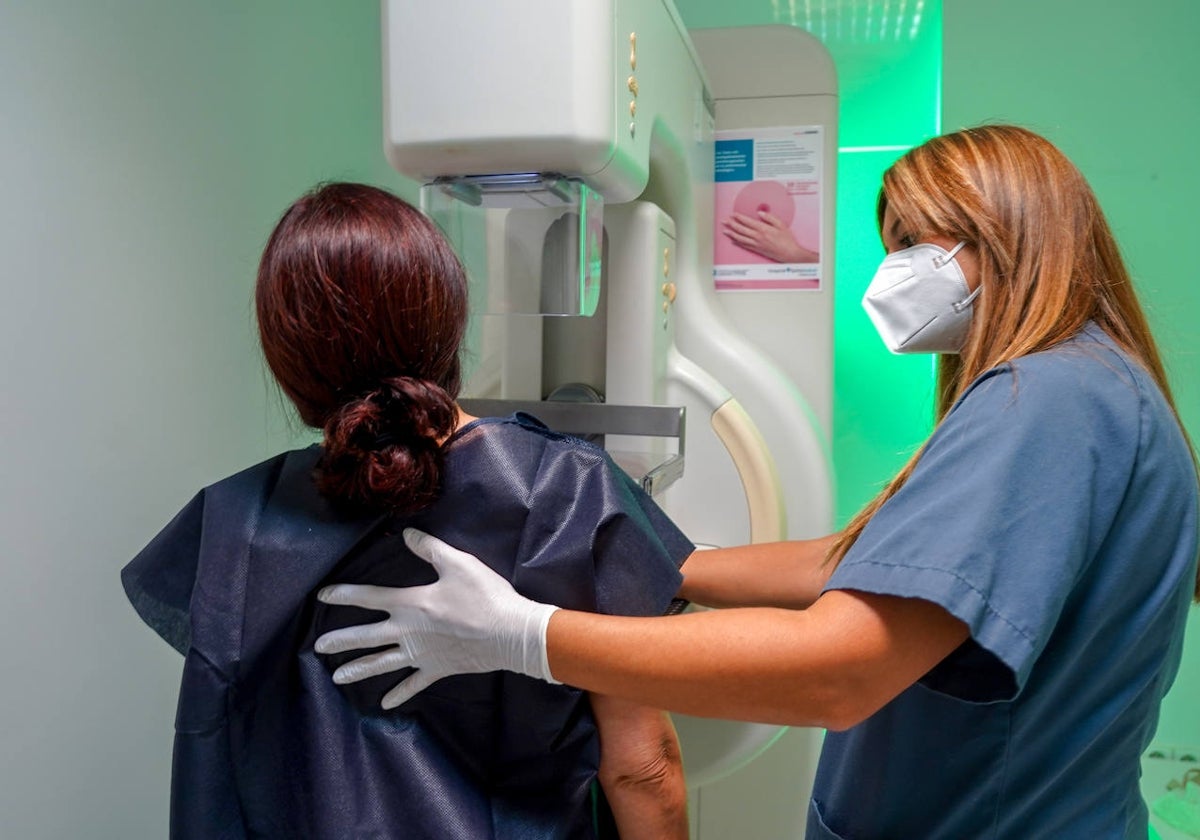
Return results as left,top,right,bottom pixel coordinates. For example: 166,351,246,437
590,693,688,839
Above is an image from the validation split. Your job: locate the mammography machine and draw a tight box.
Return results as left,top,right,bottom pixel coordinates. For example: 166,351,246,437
382,2,836,835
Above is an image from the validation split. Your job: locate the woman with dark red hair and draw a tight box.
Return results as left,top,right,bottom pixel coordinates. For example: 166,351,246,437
122,182,689,839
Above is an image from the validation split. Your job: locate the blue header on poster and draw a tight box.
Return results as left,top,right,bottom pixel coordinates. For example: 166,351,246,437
715,139,753,182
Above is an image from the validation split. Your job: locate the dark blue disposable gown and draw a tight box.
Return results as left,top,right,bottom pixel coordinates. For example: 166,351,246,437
122,414,691,839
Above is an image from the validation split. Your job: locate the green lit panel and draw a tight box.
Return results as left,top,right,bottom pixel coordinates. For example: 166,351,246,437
830,0,942,524
833,149,937,513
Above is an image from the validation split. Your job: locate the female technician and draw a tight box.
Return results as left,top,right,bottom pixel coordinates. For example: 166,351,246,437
316,125,1200,839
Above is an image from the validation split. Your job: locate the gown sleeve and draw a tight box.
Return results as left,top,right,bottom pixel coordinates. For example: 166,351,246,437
121,490,206,655
591,462,693,616
824,354,1141,701
122,454,289,839
120,487,249,839
514,438,691,619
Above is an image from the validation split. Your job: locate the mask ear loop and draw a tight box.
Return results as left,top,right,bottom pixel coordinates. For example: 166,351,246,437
931,240,968,268
953,284,982,313
932,241,979,313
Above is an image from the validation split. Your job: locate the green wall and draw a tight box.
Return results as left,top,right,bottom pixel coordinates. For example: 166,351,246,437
943,0,1200,759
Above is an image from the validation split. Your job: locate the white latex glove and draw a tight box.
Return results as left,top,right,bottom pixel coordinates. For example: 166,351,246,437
314,528,561,710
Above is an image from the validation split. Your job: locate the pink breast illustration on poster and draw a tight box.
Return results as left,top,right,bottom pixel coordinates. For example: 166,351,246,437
714,126,823,291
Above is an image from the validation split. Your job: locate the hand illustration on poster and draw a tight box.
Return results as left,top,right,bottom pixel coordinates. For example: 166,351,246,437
714,127,823,291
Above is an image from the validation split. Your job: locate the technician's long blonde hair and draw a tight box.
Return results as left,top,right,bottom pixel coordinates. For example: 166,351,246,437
828,125,1200,599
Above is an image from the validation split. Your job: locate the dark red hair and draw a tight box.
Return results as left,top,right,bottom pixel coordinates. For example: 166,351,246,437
256,182,468,513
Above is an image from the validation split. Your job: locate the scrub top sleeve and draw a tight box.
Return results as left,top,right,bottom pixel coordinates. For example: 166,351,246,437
825,359,1130,698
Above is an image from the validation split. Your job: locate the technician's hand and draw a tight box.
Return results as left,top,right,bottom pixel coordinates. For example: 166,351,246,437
722,211,819,263
315,528,560,710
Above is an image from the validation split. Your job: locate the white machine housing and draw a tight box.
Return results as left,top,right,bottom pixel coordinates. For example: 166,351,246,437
384,1,681,202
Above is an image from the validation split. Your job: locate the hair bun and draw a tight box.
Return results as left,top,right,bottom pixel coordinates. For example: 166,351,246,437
317,376,458,514
368,378,457,446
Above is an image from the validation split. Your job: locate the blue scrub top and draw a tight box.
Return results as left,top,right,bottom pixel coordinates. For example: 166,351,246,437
810,324,1199,839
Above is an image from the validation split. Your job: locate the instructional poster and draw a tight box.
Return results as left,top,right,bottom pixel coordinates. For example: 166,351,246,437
713,125,823,291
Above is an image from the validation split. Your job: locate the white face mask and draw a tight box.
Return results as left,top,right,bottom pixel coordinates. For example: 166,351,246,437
861,241,980,354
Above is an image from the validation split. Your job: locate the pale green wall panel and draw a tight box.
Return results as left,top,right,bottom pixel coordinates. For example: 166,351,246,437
944,0,1200,755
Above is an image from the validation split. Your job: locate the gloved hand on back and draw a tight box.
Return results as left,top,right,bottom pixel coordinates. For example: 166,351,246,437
315,528,561,710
